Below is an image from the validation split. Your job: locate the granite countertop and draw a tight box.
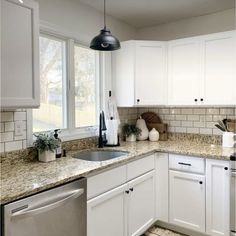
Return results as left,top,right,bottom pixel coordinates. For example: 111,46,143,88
1,140,234,205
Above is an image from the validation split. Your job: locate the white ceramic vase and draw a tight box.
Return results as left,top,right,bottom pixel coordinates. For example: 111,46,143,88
126,134,137,142
136,117,149,141
38,150,56,162
149,128,160,142
222,132,236,148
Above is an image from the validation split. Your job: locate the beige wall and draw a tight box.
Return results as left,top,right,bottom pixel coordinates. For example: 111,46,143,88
136,9,235,41
37,0,137,44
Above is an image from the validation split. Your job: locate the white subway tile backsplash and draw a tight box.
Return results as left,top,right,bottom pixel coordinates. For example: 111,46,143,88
1,112,14,122
170,108,181,115
0,110,28,153
5,141,23,152
187,128,199,134
181,121,193,127
193,109,206,115
0,123,4,132
0,143,4,153
181,108,193,115
206,108,219,115
187,115,200,121
0,132,14,142
175,115,187,121
14,111,26,121
220,108,234,115
200,128,212,135
175,127,187,133
5,122,15,132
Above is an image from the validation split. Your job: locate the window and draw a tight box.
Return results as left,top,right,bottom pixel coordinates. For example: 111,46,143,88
74,44,99,127
33,33,100,136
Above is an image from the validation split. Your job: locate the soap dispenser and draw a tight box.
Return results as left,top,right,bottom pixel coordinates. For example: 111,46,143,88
54,129,62,158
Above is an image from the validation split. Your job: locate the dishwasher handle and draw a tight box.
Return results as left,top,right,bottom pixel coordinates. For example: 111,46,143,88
11,188,84,220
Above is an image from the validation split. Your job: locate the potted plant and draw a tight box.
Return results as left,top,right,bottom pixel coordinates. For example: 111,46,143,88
122,124,141,142
34,132,59,162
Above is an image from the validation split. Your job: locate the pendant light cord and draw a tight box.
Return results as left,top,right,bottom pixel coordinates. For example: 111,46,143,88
104,0,106,29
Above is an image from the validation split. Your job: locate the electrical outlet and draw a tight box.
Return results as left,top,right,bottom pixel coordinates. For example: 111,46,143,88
15,121,24,136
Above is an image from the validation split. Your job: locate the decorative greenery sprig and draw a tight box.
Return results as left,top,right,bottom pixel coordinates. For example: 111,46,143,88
122,124,141,137
34,132,59,153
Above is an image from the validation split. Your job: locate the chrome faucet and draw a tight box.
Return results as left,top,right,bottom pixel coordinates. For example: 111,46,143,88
98,111,107,148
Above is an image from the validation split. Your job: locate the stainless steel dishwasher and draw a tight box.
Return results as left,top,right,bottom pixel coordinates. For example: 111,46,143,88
3,178,86,236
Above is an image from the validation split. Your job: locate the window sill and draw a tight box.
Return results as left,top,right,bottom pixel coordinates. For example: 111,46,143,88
60,127,98,142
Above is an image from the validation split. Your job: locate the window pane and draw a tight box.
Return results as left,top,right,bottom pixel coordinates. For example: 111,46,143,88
33,35,67,132
74,45,98,127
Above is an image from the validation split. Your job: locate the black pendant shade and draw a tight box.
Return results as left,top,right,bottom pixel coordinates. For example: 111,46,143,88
90,28,120,51
90,0,121,51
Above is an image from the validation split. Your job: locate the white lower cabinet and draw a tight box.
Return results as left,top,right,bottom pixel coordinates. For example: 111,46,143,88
87,184,127,236
206,159,230,236
127,171,155,236
169,170,206,233
87,157,155,236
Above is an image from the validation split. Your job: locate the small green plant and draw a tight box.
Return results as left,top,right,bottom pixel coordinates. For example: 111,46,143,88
122,124,141,137
34,132,59,153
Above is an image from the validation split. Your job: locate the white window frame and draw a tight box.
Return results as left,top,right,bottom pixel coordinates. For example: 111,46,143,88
27,28,107,146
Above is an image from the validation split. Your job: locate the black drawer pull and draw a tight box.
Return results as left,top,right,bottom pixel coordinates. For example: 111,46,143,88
178,162,192,166
125,190,129,194
199,181,203,185
224,167,228,170
129,188,134,192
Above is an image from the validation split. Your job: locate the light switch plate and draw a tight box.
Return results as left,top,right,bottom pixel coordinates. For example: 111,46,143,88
15,121,24,136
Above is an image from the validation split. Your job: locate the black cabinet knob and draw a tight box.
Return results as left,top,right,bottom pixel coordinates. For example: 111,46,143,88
224,167,228,170
200,98,204,102
125,190,129,194
194,99,198,102
199,181,203,185
137,99,140,103
129,188,134,192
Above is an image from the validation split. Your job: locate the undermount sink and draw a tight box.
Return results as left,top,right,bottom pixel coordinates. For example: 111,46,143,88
73,150,129,162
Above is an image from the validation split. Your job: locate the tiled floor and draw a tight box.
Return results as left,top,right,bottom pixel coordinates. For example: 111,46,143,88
144,226,186,236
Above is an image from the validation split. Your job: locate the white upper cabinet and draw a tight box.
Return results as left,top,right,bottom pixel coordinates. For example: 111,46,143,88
202,31,236,106
135,41,167,106
1,0,40,108
168,37,201,106
168,30,236,106
112,41,167,107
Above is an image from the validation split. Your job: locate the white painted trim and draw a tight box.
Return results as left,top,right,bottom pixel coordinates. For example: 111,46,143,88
27,28,105,145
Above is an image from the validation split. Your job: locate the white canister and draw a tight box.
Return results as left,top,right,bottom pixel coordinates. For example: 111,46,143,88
126,134,137,142
149,128,160,142
38,150,56,162
222,132,236,148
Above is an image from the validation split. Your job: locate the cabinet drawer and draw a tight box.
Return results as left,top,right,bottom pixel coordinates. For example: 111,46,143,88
127,154,155,181
87,166,126,199
169,154,205,174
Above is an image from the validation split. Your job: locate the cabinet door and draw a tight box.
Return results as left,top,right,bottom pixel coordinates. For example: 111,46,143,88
135,41,167,106
127,171,155,236
112,41,135,107
156,153,169,222
202,31,236,105
1,0,40,108
169,170,205,233
87,184,127,236
206,159,230,236
168,37,201,105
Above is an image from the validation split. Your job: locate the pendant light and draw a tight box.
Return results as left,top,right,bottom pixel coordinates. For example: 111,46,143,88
90,0,121,51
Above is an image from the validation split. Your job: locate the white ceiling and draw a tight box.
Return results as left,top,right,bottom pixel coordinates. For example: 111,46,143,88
78,0,235,28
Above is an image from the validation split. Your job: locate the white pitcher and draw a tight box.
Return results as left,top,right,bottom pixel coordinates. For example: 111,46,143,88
222,132,236,148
